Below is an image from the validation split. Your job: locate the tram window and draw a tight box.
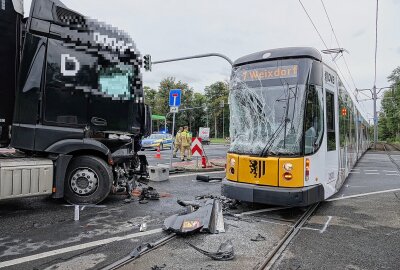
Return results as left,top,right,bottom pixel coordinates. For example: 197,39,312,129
304,85,324,154
326,91,336,151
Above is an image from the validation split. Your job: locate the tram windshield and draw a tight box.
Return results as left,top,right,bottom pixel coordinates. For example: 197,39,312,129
229,59,314,156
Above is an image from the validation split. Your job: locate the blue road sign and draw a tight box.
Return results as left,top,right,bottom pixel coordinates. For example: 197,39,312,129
169,89,182,107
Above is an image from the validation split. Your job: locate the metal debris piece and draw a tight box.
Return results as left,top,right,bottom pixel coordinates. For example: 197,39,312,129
140,187,160,201
250,233,266,241
163,199,225,234
187,240,235,261
196,175,223,182
151,264,166,270
139,223,147,232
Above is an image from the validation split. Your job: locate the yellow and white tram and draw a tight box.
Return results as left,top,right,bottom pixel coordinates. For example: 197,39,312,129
222,47,370,206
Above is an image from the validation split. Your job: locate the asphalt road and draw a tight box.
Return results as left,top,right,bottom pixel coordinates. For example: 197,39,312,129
142,144,229,166
0,148,399,270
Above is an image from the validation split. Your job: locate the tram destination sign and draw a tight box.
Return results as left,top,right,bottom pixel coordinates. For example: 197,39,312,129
241,65,298,81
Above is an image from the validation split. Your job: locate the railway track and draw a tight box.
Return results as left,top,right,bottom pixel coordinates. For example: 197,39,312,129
255,203,320,270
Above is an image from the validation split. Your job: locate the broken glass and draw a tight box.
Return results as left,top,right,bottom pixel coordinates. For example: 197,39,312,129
229,59,313,156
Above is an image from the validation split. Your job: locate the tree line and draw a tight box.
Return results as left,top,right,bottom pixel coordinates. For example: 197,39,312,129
144,77,229,138
378,66,400,141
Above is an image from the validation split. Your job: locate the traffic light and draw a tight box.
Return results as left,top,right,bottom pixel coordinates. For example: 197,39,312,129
143,54,152,71
341,107,347,116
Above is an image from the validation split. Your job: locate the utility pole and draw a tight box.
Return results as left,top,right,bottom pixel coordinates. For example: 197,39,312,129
220,100,225,140
373,85,377,149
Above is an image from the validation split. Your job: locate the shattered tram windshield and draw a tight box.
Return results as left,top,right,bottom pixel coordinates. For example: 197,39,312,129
229,59,313,156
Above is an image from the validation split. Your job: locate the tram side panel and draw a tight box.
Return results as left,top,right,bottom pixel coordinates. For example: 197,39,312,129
322,66,340,199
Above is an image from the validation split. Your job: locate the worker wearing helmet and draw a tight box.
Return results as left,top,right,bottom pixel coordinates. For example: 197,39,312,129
180,126,192,161
173,127,183,158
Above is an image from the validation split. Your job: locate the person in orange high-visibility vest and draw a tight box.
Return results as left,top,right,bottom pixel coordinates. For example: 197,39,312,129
180,126,192,161
173,127,183,158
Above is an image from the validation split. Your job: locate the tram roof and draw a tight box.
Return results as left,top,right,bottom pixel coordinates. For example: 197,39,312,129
233,47,322,66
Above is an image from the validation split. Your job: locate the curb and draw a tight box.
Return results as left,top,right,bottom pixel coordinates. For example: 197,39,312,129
184,167,225,173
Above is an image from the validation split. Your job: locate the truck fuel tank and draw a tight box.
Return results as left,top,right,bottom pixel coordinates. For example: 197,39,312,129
0,157,53,200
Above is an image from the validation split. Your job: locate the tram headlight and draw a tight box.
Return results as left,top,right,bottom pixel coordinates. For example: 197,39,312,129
283,162,293,172
283,172,293,180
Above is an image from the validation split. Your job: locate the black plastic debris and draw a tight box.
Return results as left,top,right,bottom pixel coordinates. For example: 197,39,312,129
186,240,235,261
151,264,166,270
196,175,223,182
140,187,160,201
163,199,225,234
250,233,266,241
195,195,239,212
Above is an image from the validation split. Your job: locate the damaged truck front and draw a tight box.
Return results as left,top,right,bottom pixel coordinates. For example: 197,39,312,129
0,0,151,204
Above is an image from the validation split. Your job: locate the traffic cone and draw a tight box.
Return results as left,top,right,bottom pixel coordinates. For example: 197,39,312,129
155,146,161,159
201,155,207,168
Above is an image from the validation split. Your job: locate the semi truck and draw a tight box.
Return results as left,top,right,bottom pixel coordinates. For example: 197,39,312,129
0,0,152,204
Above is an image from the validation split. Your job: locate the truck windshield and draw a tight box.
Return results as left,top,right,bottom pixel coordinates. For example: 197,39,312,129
229,59,313,156
99,65,133,99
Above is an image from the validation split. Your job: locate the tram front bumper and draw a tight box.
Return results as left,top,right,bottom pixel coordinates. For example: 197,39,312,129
221,179,324,206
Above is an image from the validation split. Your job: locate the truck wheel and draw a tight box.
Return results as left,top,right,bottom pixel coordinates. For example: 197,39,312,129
64,155,112,205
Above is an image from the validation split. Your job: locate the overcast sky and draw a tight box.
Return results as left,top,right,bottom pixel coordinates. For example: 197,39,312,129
24,0,399,118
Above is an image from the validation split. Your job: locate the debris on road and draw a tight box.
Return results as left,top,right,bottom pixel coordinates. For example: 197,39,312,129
195,175,223,182
163,199,225,234
151,264,167,270
186,240,235,261
195,195,239,212
139,223,147,232
101,234,176,270
250,233,266,241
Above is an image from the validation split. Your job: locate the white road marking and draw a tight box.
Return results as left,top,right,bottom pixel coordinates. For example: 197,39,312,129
365,173,379,175
349,172,360,174
364,170,378,172
169,170,225,179
384,170,398,173
320,216,332,233
326,188,400,202
301,226,321,231
0,228,163,268
235,206,292,217
386,173,400,176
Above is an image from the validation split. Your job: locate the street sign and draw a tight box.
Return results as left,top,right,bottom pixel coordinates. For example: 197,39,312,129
170,106,179,113
169,89,182,107
191,137,203,157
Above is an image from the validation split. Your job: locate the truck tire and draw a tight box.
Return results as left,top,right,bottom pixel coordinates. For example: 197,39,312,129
64,155,113,205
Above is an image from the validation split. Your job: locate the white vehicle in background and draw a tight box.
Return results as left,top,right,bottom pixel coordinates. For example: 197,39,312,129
199,127,210,145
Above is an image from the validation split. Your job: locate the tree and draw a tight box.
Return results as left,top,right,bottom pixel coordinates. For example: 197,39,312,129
379,66,400,141
204,81,230,138
147,77,206,135
143,86,157,113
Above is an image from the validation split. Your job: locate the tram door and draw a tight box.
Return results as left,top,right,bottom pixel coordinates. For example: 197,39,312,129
324,68,339,196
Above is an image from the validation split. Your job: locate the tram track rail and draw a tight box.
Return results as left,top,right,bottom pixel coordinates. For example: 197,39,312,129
382,143,400,172
255,203,320,270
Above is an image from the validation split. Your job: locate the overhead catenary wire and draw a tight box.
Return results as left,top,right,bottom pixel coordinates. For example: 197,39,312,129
298,0,353,93
320,0,357,91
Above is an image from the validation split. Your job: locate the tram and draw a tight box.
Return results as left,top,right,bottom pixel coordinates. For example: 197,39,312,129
222,47,370,206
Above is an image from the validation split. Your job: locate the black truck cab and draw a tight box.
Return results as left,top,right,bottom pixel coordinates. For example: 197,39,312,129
0,0,151,204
